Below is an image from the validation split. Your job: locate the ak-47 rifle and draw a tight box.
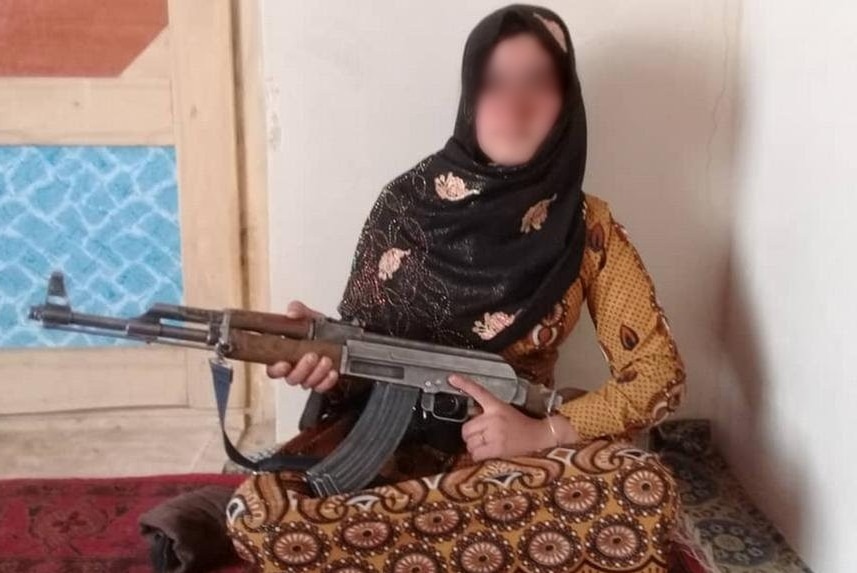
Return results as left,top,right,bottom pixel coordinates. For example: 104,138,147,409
29,271,566,496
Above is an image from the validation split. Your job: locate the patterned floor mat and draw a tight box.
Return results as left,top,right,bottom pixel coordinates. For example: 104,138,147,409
653,420,812,573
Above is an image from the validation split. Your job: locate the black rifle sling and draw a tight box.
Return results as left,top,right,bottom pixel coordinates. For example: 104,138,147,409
209,357,418,497
210,357,320,473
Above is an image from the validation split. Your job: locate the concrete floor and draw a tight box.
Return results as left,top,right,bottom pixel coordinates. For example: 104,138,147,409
0,407,274,479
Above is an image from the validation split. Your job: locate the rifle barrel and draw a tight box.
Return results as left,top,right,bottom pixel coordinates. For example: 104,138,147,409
30,304,213,345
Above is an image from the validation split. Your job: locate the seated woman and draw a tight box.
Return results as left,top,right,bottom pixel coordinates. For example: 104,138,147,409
226,5,686,572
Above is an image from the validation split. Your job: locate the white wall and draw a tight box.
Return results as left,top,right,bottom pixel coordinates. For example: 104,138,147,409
714,3,857,571
260,0,740,439
261,1,857,567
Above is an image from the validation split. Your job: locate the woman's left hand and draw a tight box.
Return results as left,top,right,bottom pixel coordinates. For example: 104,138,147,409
448,373,561,462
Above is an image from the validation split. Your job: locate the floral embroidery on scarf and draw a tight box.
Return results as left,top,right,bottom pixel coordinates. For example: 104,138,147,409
533,13,568,53
377,248,411,281
520,194,557,233
472,311,517,340
434,172,481,201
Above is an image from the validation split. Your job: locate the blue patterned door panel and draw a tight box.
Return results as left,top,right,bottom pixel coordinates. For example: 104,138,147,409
0,146,183,348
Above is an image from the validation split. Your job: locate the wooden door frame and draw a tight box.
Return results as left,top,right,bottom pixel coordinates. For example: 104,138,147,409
0,0,272,424
168,0,246,410
231,0,274,423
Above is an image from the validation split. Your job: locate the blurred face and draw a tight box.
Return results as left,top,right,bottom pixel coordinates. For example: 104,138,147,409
474,34,563,166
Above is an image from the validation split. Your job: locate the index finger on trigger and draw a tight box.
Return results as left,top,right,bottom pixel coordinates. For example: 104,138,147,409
447,373,498,411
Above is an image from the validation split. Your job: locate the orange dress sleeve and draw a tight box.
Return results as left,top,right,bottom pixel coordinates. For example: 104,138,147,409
556,200,686,440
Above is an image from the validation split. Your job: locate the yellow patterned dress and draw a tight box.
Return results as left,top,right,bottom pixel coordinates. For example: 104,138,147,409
226,193,687,573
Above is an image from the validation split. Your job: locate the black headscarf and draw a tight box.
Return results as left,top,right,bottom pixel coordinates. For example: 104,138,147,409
338,4,587,352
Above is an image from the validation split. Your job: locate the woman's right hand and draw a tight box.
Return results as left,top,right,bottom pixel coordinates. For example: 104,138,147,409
266,301,339,393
